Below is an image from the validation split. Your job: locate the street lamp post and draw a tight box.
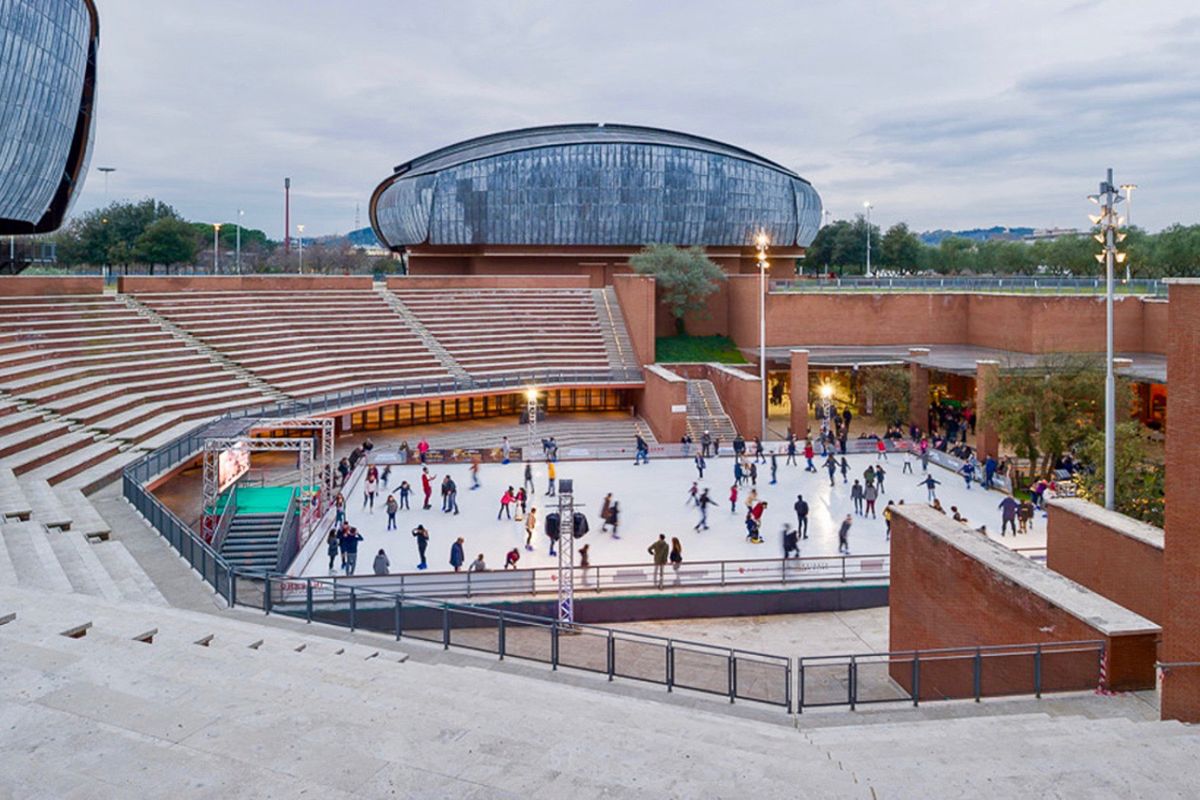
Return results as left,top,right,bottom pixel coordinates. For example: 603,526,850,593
97,166,115,201
756,230,770,441
863,202,873,277
297,224,305,273
1088,169,1127,511
1119,184,1137,283
212,223,222,273
235,209,243,274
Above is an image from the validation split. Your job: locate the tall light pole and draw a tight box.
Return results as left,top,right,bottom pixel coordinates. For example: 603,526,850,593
235,209,243,274
97,166,115,201
212,223,222,273
1088,169,1127,510
1119,184,1137,283
756,230,770,440
863,201,873,277
297,224,305,273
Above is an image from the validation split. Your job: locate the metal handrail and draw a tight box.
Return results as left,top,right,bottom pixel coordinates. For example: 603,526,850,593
210,484,239,552
273,489,301,572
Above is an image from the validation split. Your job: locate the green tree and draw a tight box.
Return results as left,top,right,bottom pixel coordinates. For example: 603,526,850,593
1074,421,1164,526
132,217,200,272
56,199,181,267
981,356,1133,473
861,366,909,425
630,244,726,334
879,223,922,272
806,220,849,272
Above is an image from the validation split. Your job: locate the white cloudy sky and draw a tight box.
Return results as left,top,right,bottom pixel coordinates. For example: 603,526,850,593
75,0,1199,237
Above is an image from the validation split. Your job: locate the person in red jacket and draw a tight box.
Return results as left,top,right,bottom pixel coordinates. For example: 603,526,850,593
420,467,436,510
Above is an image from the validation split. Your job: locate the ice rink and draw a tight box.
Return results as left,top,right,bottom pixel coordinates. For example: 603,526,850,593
295,451,1046,577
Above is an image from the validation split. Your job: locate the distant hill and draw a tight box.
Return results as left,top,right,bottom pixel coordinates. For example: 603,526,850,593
348,227,383,247
918,226,1034,245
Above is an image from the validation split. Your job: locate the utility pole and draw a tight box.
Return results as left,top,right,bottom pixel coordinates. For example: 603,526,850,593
284,178,291,255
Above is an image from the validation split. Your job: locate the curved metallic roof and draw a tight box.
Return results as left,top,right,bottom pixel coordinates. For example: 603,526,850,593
370,123,822,250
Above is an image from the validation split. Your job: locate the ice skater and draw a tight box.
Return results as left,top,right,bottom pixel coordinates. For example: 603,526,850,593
794,494,809,539
687,481,699,506
524,507,538,551
919,474,941,503
782,524,800,559
824,455,837,486
838,514,852,554
695,453,706,479
840,457,850,484
695,488,713,531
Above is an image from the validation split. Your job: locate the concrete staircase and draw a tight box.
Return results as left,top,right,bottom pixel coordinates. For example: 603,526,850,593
2,584,1199,796
377,287,473,385
219,512,285,571
687,379,738,441
0,520,166,606
597,287,641,372
118,293,287,402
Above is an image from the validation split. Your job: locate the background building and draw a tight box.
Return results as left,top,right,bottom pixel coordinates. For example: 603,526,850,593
370,123,822,285
0,0,99,238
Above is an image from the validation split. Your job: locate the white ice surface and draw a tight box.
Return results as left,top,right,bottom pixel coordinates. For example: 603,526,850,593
297,452,1047,577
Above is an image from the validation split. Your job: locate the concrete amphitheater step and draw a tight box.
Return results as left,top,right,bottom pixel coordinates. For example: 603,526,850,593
44,530,124,600
15,439,121,485
0,521,74,593
53,487,111,540
89,542,169,607
21,478,73,529
0,466,32,521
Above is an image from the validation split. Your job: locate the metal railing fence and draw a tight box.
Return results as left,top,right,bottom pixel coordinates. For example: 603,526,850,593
772,276,1166,296
797,640,1106,711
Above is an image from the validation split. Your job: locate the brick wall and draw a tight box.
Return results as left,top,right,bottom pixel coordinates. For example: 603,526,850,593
637,365,689,442
118,275,372,292
1046,499,1163,625
611,273,656,365
1163,280,1200,721
0,276,104,295
890,505,1159,694
387,275,591,290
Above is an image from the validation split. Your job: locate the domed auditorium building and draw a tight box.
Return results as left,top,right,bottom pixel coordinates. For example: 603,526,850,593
370,123,822,285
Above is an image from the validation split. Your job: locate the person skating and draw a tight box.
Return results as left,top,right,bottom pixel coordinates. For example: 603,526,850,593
634,434,650,465
902,450,914,474
669,537,683,583
498,487,514,520
546,461,557,496
850,480,864,515
983,455,997,490
769,451,778,485
804,440,816,472
524,507,538,551
599,493,614,531
754,436,765,464
501,436,512,465
648,534,669,589
1018,498,1034,534
733,460,744,487
747,500,768,543
695,488,713,531
794,494,809,539
786,437,798,466
469,553,487,572
411,525,429,570
824,455,837,486
516,487,528,517
701,430,712,457
998,495,1020,537
749,461,758,487
385,494,398,530
469,456,481,490
420,468,436,510
732,434,745,459
838,514,852,554
372,548,390,576
695,453,706,479
398,480,411,510
864,482,878,519
960,460,975,489
782,524,800,559
326,529,339,572
505,548,520,569
523,462,534,494
363,471,378,511
883,501,895,540
607,501,621,538
729,484,739,513
919,475,941,503
876,438,888,461
687,482,699,506
342,526,363,575
445,476,459,515
839,457,850,484
449,537,465,572
874,465,886,493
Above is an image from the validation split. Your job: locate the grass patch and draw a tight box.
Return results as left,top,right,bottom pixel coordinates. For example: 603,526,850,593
655,335,747,364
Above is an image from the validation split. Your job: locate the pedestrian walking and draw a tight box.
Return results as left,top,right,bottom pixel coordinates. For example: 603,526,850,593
648,534,669,589
449,537,465,572
373,548,390,575
411,524,429,570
